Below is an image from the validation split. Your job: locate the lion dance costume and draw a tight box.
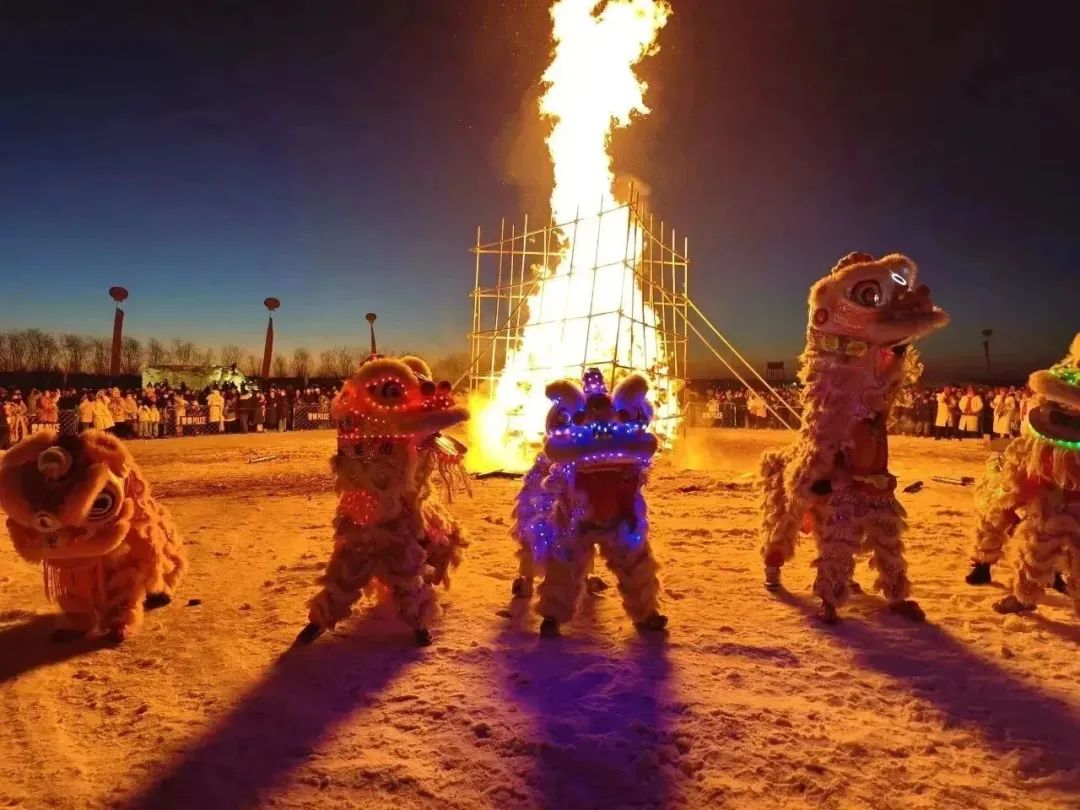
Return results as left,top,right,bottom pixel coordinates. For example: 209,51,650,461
298,354,469,646
512,368,665,637
758,252,950,623
0,430,186,642
968,333,1080,618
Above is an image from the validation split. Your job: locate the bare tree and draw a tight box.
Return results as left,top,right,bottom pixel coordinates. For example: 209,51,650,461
220,344,243,367
170,339,196,365
146,338,169,366
317,349,337,378
2,330,29,371
59,334,90,376
121,337,145,374
89,338,111,374
24,329,60,372
430,351,470,385
196,346,216,367
272,353,289,377
291,347,312,381
243,354,260,376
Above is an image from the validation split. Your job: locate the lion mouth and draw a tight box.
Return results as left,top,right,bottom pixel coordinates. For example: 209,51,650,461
1029,403,1080,446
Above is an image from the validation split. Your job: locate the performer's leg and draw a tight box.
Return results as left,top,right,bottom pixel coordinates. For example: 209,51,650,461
863,499,923,620
997,516,1063,613
810,496,861,621
307,541,376,630
512,542,535,598
536,542,591,633
597,528,664,628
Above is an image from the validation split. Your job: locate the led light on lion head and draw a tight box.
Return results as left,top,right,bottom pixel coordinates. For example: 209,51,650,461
542,368,659,469
1027,332,1080,450
807,252,950,355
333,354,469,454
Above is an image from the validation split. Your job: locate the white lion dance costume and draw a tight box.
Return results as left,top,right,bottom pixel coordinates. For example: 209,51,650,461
512,368,666,637
758,252,950,623
298,354,469,647
0,430,186,642
969,333,1080,618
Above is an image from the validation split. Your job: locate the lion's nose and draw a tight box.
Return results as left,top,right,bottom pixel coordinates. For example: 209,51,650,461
34,512,62,532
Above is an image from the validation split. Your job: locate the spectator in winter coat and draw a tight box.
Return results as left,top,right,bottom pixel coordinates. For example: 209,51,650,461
237,386,253,433
92,391,115,431
0,393,9,450
6,393,29,443
27,388,42,420
77,394,94,432
253,394,266,432
173,391,188,437
935,387,958,439
207,388,225,433
991,387,1018,438
915,392,935,436
137,400,152,438
958,386,984,438
38,390,60,425
148,401,161,437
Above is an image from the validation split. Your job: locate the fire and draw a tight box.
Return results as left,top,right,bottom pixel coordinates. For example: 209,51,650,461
473,0,675,471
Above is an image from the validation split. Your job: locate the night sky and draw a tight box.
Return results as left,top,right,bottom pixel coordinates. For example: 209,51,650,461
2,1,1077,379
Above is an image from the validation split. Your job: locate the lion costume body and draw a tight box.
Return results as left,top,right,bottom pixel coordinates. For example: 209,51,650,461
970,333,1080,618
512,368,665,636
758,253,950,623
299,355,469,646
0,430,186,642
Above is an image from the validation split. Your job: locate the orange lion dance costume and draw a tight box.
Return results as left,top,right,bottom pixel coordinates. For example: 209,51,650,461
969,333,1080,618
0,430,186,642
512,368,665,637
758,253,949,623
298,353,469,647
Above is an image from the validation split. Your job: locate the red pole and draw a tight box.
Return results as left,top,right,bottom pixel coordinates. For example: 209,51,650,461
261,315,274,378
110,306,124,375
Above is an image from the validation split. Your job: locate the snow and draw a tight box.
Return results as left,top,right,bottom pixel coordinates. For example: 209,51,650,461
2,429,1080,809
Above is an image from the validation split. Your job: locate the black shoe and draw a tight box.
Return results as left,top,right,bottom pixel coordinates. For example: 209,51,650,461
634,612,668,633
889,599,926,622
848,580,864,595
539,617,560,638
414,628,432,647
144,592,173,610
993,595,1036,615
294,622,325,645
965,562,992,586
1052,572,1068,594
511,577,529,598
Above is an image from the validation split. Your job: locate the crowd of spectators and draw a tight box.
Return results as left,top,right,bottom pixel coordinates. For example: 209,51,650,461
0,382,341,449
684,383,1035,439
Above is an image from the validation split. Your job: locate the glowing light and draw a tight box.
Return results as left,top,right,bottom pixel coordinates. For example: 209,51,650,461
1028,421,1080,451
474,0,675,471
890,272,908,287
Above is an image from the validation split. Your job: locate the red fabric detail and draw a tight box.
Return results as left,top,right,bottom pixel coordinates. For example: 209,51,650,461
577,469,640,523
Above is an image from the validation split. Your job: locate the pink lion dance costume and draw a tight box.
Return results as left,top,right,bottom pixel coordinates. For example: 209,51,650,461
0,430,186,642
298,354,469,647
969,332,1080,618
758,253,949,623
512,368,666,637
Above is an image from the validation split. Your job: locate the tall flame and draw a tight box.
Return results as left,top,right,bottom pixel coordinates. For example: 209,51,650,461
473,0,674,470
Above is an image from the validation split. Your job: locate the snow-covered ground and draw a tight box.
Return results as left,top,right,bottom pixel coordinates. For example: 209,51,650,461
2,428,1079,809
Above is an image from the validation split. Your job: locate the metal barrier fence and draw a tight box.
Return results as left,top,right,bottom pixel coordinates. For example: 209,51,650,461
19,404,337,439
684,402,803,430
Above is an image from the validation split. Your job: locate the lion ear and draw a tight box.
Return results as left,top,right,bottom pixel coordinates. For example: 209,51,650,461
544,379,585,411
400,356,432,379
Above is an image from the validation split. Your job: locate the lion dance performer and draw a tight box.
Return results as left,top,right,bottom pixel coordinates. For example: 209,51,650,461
512,368,665,637
758,252,950,623
298,352,469,647
969,333,1080,618
0,430,186,642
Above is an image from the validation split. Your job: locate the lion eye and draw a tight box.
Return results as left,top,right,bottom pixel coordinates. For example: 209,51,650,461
88,491,117,520
554,409,571,426
851,280,883,307
381,382,403,401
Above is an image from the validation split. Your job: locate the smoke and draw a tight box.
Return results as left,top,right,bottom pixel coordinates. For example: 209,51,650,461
495,80,554,224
